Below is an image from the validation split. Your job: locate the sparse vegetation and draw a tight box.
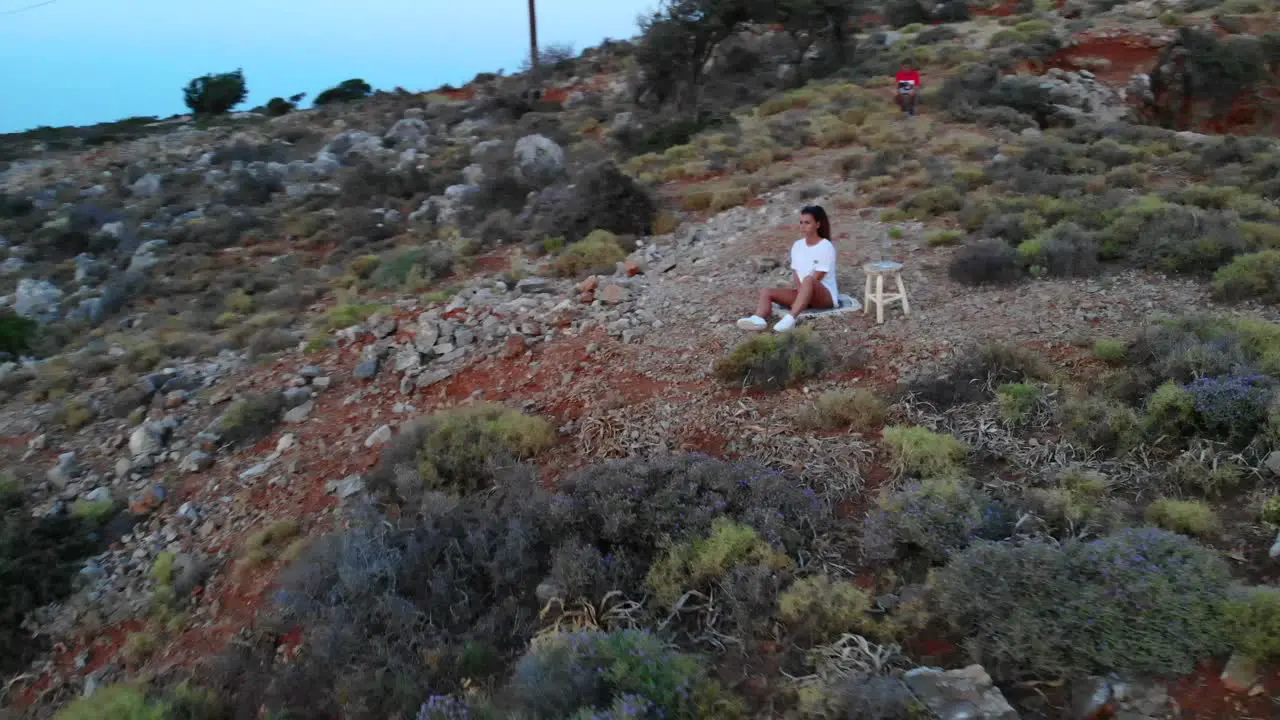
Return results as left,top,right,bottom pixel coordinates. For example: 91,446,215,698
714,328,827,390
183,69,247,116
880,425,968,478
11,3,1280,718
367,403,555,502
800,387,886,431
552,229,627,277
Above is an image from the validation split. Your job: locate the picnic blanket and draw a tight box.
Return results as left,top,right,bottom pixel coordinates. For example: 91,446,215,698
773,293,862,317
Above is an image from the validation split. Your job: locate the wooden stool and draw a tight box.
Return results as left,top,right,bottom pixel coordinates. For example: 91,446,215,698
862,261,911,324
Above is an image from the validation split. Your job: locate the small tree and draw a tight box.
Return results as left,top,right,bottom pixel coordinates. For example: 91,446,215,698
182,69,248,116
314,79,374,106
635,0,753,110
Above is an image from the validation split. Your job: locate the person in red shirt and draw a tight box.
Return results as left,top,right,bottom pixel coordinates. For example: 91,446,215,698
894,60,922,117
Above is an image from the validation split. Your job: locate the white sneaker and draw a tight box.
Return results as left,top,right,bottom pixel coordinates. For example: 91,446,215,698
736,315,767,331
774,314,796,332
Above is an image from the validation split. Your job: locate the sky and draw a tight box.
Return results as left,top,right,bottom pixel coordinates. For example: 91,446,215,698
0,0,656,134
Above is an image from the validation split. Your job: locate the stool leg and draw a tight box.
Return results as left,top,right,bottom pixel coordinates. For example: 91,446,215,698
896,273,910,317
875,274,885,324
863,274,872,315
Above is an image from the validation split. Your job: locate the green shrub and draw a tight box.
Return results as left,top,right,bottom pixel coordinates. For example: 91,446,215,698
55,398,96,431
926,229,963,247
904,342,1053,408
182,69,247,116
1061,395,1142,454
314,78,373,105
1224,586,1280,661
1,491,99,675
324,300,382,330
213,391,284,447
714,328,826,391
800,388,886,431
367,403,554,502
506,629,743,719
1144,381,1198,440
553,230,627,278
1094,339,1127,363
71,498,115,523
244,519,303,564
1211,250,1280,304
1144,498,1220,537
777,575,875,642
151,551,176,585
948,240,1024,286
933,528,1231,680
1017,222,1100,278
901,186,962,218
1262,495,1280,525
1101,201,1247,275
1023,466,1118,535
880,426,967,478
0,310,37,357
371,245,456,288
997,382,1041,424
646,518,792,608
52,684,168,720
1168,452,1245,498
862,478,1011,564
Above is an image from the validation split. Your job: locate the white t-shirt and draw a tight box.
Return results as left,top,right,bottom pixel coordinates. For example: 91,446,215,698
791,238,838,300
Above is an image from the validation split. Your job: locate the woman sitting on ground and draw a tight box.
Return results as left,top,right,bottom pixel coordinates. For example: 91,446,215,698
737,205,838,333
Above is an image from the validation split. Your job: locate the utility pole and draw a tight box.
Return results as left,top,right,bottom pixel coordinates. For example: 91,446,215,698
528,0,540,73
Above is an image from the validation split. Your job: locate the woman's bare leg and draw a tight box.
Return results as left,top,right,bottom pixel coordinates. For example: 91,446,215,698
757,288,797,318
789,276,834,317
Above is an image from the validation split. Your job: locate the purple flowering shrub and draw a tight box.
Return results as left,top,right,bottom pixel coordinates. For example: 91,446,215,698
932,527,1231,680
861,479,1016,565
1182,373,1274,449
418,694,481,720
505,629,743,719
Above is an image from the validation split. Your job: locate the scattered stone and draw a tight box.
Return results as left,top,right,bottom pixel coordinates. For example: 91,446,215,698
416,368,454,388
393,344,422,373
83,487,112,504
283,400,314,424
903,665,1018,720
1068,676,1113,720
599,284,628,305
365,424,393,447
624,258,643,277
239,463,271,481
276,434,296,453
503,335,528,359
367,312,398,338
47,452,80,486
1221,653,1259,694
179,450,214,474
354,347,380,380
128,485,166,515
516,277,554,294
328,474,365,499
512,134,566,186
1266,450,1280,476
282,387,312,408
128,423,166,457
753,257,780,273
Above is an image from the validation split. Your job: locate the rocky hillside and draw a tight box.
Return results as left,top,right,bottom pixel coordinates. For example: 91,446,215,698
3,0,1280,718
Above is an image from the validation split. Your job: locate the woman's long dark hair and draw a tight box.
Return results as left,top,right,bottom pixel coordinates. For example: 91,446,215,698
801,205,831,240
